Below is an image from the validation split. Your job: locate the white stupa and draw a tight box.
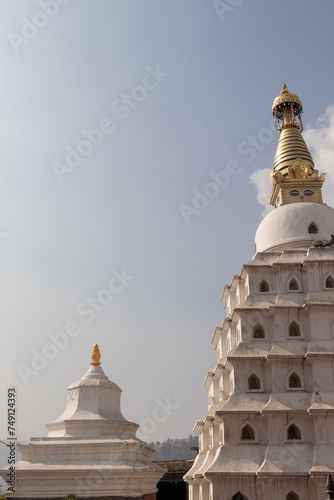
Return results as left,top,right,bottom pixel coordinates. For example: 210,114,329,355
1,345,164,499
185,85,334,499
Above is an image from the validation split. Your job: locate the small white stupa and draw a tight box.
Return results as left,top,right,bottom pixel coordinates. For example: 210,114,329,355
1,345,164,499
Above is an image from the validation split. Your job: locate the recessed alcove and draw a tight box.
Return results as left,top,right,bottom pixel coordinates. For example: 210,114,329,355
288,372,302,389
288,320,301,338
240,424,255,441
247,373,261,391
259,279,270,293
232,493,248,500
288,277,300,292
253,323,265,339
308,222,318,234
324,274,334,289
245,369,263,393
286,492,299,500
287,424,301,441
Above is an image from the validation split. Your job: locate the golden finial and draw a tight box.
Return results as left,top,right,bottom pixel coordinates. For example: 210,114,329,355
90,344,101,366
272,83,303,133
272,83,303,115
281,82,288,93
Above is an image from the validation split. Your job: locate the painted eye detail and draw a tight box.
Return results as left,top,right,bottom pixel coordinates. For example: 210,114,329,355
289,190,300,196
303,190,314,196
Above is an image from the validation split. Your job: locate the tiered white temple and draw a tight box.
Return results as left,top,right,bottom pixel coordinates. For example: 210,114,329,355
1,345,164,499
185,85,334,500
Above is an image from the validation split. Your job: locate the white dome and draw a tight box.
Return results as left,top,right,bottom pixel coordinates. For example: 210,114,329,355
255,203,334,252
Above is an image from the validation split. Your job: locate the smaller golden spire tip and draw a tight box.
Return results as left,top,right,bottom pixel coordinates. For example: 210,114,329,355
90,344,101,366
282,82,288,93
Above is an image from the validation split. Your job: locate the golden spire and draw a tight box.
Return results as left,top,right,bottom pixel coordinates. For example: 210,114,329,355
271,83,314,175
90,344,101,366
269,84,325,208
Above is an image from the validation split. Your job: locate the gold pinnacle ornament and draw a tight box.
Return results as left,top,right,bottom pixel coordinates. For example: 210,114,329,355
269,84,325,208
90,344,101,366
272,82,303,132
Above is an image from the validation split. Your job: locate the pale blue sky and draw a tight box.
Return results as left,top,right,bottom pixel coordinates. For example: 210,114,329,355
1,0,334,466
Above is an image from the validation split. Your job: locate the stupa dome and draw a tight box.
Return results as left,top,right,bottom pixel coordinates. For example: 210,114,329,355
255,202,334,252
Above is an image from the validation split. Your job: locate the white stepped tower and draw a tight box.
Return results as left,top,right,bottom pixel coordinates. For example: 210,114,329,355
185,85,334,500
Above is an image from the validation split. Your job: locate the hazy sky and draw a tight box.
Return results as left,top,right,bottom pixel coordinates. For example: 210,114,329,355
1,0,334,467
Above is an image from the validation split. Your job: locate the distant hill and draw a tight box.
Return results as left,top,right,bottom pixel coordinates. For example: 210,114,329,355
149,435,198,461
